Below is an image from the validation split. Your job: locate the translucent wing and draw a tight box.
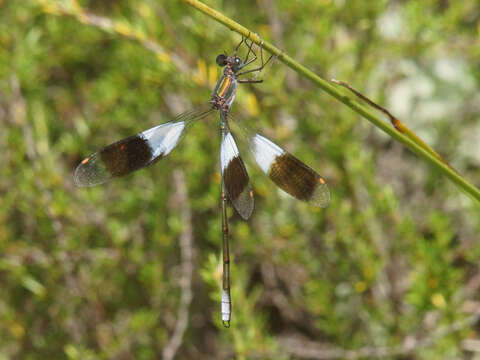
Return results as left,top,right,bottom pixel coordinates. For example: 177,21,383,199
220,129,254,220
74,105,214,187
230,119,330,208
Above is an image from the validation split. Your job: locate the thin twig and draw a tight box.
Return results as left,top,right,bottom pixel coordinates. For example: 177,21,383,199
40,0,190,73
162,170,194,360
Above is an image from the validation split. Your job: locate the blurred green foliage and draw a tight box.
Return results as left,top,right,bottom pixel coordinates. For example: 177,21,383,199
1,0,480,358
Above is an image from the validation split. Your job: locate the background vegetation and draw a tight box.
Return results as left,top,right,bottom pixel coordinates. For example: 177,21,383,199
1,0,480,358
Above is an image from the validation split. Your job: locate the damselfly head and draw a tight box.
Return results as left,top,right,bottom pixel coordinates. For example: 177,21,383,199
216,54,244,72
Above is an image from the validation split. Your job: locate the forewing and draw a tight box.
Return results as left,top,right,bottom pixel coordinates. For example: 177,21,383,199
220,130,254,220
74,106,213,187
248,133,330,208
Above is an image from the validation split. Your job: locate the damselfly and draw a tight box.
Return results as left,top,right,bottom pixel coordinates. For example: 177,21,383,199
74,37,330,327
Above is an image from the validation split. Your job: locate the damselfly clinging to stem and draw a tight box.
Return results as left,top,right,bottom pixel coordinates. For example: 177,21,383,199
74,35,330,328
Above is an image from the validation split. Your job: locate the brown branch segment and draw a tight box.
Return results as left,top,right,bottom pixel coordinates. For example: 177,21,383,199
331,78,456,172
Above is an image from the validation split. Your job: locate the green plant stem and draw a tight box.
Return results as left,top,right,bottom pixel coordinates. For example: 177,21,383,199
181,0,480,205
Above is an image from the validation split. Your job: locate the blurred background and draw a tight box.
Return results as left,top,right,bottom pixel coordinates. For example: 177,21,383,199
1,0,480,359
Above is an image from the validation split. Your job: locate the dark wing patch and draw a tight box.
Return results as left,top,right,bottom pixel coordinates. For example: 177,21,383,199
74,135,157,187
224,156,254,220
270,153,319,201
224,156,249,200
100,135,155,177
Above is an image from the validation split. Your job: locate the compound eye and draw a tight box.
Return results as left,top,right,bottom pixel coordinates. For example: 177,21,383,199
216,54,227,66
235,57,242,65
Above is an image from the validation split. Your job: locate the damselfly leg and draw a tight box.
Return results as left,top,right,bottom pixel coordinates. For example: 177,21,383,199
236,39,275,78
